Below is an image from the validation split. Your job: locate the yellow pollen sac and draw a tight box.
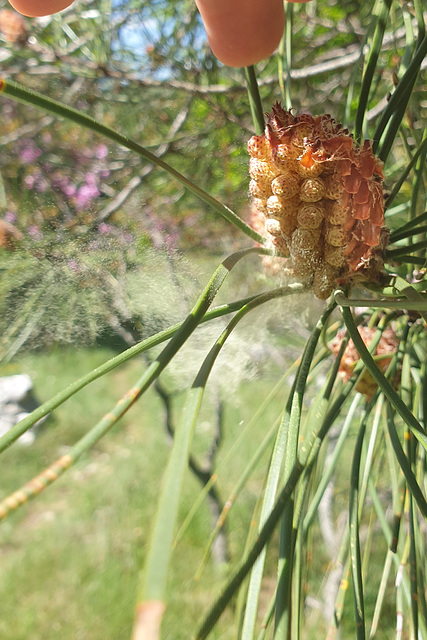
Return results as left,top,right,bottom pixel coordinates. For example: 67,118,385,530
291,228,319,252
266,195,287,217
249,179,271,199
291,125,314,148
271,172,300,198
265,219,283,237
324,244,346,268
252,197,268,214
273,235,290,256
300,177,326,202
312,265,340,300
277,194,300,218
272,144,299,165
325,224,347,247
249,158,279,181
324,200,347,225
279,217,298,238
297,203,324,229
323,174,344,200
293,255,317,277
247,134,271,160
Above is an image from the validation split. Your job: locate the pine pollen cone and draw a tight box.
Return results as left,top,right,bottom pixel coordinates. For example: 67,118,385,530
329,327,398,399
248,104,389,299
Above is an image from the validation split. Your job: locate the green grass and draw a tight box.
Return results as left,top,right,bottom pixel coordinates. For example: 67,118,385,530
0,347,404,639
0,345,290,639
0,348,158,638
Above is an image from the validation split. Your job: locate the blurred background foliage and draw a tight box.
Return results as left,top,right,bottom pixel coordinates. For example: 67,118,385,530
0,0,424,354
0,0,426,357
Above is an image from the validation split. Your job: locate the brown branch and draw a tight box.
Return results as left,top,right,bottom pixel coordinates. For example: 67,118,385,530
9,19,412,97
95,101,192,223
0,114,54,146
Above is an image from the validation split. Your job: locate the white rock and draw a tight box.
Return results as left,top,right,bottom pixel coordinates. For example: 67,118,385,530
0,374,33,404
0,375,43,445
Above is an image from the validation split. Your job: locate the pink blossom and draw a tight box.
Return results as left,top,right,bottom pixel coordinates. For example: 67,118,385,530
67,259,79,272
19,142,42,163
52,175,77,198
95,144,108,160
63,183,77,197
85,172,97,186
4,211,16,223
75,179,100,211
123,232,134,243
98,222,114,234
24,174,37,189
28,225,43,240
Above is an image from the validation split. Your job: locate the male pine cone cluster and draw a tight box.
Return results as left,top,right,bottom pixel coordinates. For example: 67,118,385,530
248,104,388,299
330,326,398,399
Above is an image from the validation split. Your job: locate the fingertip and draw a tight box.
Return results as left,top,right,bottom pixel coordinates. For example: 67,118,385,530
195,0,285,67
7,0,74,17
207,23,285,68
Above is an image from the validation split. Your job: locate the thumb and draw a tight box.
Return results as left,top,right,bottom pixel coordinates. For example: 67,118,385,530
194,0,286,67
7,0,74,17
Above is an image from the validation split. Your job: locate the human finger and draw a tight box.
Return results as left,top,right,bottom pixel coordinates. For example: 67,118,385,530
195,0,310,67
7,0,74,17
9,0,311,66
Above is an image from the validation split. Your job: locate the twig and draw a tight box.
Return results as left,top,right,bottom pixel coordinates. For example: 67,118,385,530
0,114,54,146
95,102,191,222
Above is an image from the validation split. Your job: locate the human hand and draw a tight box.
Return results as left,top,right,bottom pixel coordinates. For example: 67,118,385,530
7,0,310,67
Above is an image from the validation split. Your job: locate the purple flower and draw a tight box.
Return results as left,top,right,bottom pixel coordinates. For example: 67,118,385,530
95,144,108,160
27,225,43,241
4,211,17,223
67,259,79,273
98,222,114,235
85,172,97,186
19,142,42,164
63,183,77,197
24,174,38,189
52,174,77,198
123,232,134,244
75,179,100,211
